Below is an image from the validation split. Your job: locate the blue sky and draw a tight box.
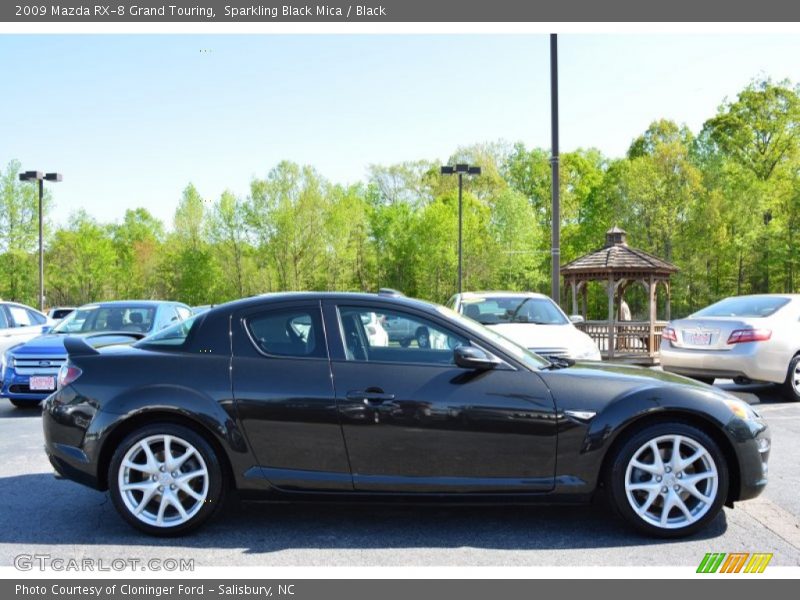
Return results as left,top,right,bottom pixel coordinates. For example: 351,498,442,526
2,33,799,227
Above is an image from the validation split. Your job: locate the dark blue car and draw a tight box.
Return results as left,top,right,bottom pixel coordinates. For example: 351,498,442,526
1,300,191,408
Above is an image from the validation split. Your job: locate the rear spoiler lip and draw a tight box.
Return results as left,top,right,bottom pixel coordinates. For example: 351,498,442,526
63,336,100,357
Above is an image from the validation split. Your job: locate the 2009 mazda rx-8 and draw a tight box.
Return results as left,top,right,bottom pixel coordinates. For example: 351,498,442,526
43,292,770,537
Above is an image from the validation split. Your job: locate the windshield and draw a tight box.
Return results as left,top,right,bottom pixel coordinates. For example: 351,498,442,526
436,305,550,369
460,295,568,325
52,305,157,334
137,314,200,347
692,296,791,319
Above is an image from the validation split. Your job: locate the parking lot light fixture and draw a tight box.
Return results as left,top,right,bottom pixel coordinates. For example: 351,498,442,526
440,163,482,294
18,169,62,311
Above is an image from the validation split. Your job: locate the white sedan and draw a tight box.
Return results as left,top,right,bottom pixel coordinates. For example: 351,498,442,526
660,294,800,400
0,301,52,355
447,292,601,361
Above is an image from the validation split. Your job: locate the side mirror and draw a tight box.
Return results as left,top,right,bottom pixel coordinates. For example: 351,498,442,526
41,325,52,334
454,345,500,371
569,315,585,324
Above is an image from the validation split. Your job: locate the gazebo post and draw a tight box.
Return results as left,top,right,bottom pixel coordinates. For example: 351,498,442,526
571,278,578,316
666,282,671,321
581,282,588,320
607,274,615,360
648,275,656,357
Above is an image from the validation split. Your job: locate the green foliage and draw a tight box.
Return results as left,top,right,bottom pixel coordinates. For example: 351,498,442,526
1,77,798,320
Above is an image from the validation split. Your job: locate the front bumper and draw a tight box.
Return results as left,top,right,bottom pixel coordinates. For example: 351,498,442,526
726,416,770,502
660,342,787,384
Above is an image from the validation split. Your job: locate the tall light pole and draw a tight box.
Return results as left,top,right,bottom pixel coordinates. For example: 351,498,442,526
18,170,62,311
550,33,561,304
441,163,481,294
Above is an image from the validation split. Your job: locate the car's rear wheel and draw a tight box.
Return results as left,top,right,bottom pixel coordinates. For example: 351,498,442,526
108,423,225,536
10,399,41,409
782,355,800,402
607,422,728,538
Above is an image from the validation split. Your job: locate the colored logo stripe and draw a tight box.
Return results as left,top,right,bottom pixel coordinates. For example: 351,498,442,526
697,552,773,573
744,553,773,573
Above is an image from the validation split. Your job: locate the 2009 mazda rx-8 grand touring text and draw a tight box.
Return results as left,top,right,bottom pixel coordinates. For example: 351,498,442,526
43,292,770,537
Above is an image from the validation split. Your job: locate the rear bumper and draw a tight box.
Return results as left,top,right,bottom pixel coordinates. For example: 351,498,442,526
42,387,104,490
660,343,787,384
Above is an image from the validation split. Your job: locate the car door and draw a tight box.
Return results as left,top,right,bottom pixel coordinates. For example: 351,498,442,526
323,300,558,493
230,301,352,491
4,305,46,341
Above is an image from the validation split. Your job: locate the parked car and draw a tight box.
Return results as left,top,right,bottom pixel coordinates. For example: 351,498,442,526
2,300,191,408
44,291,769,538
47,306,76,321
661,294,800,400
0,301,51,356
448,292,601,361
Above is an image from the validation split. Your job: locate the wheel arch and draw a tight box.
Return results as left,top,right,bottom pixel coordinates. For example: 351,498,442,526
97,410,236,492
597,409,741,506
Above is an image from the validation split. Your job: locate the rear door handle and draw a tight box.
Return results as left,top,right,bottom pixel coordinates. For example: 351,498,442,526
346,390,396,404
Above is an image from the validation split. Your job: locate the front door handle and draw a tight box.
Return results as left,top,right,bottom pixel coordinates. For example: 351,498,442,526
346,390,396,404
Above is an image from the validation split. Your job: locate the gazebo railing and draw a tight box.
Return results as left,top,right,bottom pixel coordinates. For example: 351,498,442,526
575,320,668,361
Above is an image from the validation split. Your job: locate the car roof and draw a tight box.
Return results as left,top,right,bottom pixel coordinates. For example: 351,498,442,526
459,291,550,300
203,292,440,315
75,300,185,308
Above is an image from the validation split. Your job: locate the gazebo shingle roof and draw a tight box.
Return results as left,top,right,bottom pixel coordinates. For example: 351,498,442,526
560,227,679,275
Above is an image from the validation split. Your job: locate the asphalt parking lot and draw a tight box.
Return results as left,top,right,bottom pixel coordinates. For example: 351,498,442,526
1,381,799,568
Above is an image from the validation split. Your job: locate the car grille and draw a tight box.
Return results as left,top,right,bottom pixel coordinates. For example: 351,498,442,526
11,356,66,376
530,347,570,357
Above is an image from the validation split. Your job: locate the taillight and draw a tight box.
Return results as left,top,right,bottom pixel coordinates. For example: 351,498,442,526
662,327,677,342
727,329,772,344
57,363,82,389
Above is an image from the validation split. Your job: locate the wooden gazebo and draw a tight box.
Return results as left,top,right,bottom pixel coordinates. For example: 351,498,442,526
560,227,679,364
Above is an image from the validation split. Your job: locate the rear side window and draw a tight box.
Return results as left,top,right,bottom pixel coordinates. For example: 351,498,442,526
246,307,326,359
0,308,8,329
692,296,790,318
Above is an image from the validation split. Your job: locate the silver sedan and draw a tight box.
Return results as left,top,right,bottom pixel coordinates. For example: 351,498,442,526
660,294,800,400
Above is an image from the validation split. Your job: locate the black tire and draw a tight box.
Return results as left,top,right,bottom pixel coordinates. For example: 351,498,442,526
691,376,715,386
782,355,800,402
108,423,226,536
10,399,41,409
606,422,728,538
399,338,411,348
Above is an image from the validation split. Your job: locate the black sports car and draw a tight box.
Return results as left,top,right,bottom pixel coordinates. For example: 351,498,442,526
43,292,771,537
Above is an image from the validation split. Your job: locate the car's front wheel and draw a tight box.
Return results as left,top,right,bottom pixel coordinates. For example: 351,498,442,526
108,423,225,536
782,355,800,402
607,422,728,538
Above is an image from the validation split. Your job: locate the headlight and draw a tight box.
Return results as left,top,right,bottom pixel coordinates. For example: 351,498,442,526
573,346,602,360
722,397,759,420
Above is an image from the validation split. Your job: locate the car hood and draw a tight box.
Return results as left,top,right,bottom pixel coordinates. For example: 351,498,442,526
487,322,595,350
537,359,734,411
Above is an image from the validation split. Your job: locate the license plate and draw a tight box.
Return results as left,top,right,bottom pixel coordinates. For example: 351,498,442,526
29,376,56,391
684,331,712,345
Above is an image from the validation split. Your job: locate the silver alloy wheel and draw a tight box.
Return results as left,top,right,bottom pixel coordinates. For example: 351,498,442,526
624,434,718,530
118,434,209,528
792,362,800,394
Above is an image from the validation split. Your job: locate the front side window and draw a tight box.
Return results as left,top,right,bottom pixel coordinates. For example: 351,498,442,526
8,306,33,327
338,306,467,365
246,307,326,359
